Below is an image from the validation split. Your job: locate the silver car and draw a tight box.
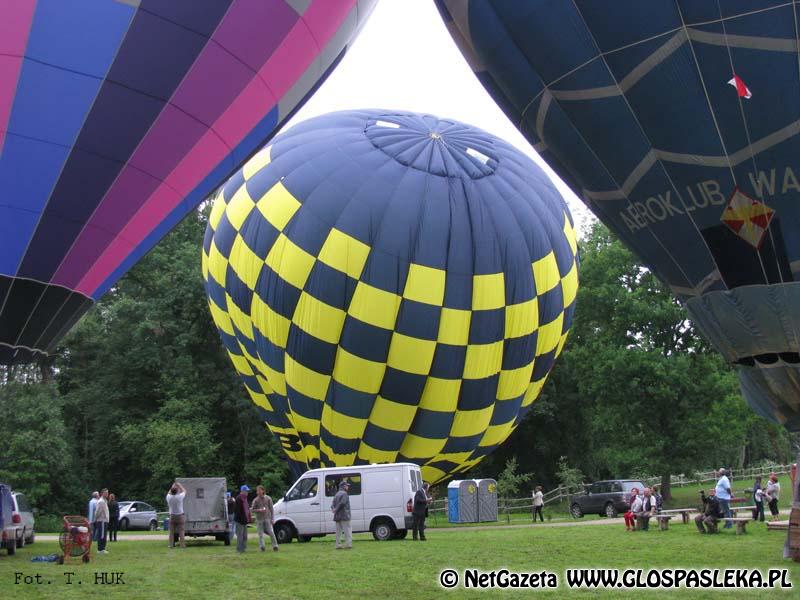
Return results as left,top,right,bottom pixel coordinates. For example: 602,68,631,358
11,492,35,547
118,501,159,531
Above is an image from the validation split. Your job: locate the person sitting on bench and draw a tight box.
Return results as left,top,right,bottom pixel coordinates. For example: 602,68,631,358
635,488,657,531
695,489,721,534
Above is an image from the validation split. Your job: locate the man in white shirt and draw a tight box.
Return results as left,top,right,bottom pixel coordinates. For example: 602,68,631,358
765,473,781,521
166,481,186,549
634,488,657,531
532,487,544,523
94,489,110,554
714,468,733,529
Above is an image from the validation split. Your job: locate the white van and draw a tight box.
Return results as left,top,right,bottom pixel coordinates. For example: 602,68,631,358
273,463,423,543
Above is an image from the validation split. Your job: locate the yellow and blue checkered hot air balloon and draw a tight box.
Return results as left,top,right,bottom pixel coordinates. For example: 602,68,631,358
202,110,578,483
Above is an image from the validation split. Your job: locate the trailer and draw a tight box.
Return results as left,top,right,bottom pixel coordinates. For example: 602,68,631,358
175,478,230,545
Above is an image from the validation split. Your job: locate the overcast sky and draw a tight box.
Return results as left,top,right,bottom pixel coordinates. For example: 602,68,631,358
286,0,594,236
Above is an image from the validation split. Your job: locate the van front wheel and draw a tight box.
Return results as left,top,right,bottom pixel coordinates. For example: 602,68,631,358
274,522,294,544
371,519,395,541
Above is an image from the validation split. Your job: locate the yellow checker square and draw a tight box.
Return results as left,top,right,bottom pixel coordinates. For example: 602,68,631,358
301,444,320,465
226,293,254,340
430,451,473,465
317,228,370,280
533,251,560,294
225,184,257,231
472,272,505,310
504,298,539,339
348,282,401,330
201,250,209,281
257,180,301,231
243,145,271,180
403,263,445,305
368,395,417,431
437,308,471,346
244,386,271,412
523,377,547,407
208,191,228,230
321,405,367,439
450,405,494,437
255,374,275,398
479,422,514,447
536,313,564,356
285,354,331,400
261,362,286,396
208,299,234,336
421,465,447,484
497,363,535,400
556,331,570,358
292,292,346,345
357,442,398,464
206,240,229,287
265,233,316,290
229,234,263,290
387,333,436,375
320,438,356,466
228,351,254,377
251,294,290,349
561,260,578,306
332,347,386,394
290,412,322,438
419,377,461,412
399,433,447,459
464,340,503,379
563,211,578,256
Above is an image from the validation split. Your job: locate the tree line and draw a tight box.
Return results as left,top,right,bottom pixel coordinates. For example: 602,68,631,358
0,211,795,515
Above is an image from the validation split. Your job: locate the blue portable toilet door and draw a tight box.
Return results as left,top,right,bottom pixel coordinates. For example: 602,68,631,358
448,484,460,523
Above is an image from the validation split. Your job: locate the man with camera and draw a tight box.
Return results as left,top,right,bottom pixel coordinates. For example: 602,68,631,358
695,488,722,534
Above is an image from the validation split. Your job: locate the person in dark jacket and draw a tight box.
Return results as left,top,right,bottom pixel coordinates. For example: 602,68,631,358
695,489,721,534
234,485,251,553
108,493,120,542
752,477,765,522
226,492,236,542
331,481,351,549
412,483,431,541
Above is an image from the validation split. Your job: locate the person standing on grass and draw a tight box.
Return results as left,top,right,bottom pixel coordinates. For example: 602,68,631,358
251,485,278,552
108,493,120,542
94,489,110,553
714,468,733,529
234,485,251,553
412,482,431,540
765,473,781,521
752,477,765,522
226,492,236,542
651,485,663,513
331,480,352,549
532,486,544,523
623,487,640,531
695,489,720,534
88,491,99,538
167,481,186,549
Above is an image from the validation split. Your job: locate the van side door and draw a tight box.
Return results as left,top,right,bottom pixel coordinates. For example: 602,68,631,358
283,476,322,536
323,473,363,533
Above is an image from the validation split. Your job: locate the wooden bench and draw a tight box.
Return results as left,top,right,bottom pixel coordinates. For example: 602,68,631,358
659,509,697,525
767,520,789,532
727,517,752,535
730,506,756,518
654,515,673,531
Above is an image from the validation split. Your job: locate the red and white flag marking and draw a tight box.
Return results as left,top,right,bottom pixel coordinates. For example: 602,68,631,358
727,74,752,99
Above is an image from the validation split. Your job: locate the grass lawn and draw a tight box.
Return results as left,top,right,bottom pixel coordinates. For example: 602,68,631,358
1,518,797,599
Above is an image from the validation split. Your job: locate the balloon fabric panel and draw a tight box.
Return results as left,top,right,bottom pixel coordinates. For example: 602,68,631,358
0,0,376,364
203,110,578,483
436,0,800,430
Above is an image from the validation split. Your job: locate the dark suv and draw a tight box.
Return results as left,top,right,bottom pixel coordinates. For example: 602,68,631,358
570,480,645,518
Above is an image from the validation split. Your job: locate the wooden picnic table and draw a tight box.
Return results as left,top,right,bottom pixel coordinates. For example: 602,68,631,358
730,505,756,517
727,517,752,535
659,508,698,524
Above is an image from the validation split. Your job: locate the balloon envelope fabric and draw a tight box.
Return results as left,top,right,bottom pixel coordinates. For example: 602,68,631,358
0,0,375,364
203,109,578,483
436,0,800,429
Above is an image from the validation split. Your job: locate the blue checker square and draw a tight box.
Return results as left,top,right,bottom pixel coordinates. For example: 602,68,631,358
226,268,253,313
410,408,454,439
469,445,497,459
339,315,392,363
537,284,564,325
212,212,238,256
458,375,499,410
255,267,302,320
253,329,285,372
490,396,524,425
424,459,460,473
286,386,324,420
236,332,259,360
281,206,330,257
244,165,282,204
286,324,337,374
562,301,576,333
360,250,409,295
304,261,358,311
298,432,320,450
379,367,427,405
222,168,246,201
532,350,557,381
325,380,375,419
441,433,484,453
468,308,505,344
239,211,281,259
394,299,441,341
362,423,407,451
217,329,241,355
429,343,467,379
320,428,361,456
203,223,214,255
443,272,472,310
205,275,228,311
502,335,537,370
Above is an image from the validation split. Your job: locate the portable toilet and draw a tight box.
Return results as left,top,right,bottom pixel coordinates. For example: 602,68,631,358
475,479,498,522
448,479,478,523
